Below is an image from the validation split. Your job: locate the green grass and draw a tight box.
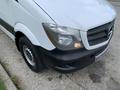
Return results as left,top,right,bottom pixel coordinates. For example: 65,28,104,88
0,79,7,90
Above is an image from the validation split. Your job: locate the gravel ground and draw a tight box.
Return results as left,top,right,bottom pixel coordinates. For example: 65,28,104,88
0,64,17,90
0,4,120,90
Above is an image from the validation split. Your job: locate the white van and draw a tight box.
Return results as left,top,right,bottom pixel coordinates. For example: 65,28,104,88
0,0,116,73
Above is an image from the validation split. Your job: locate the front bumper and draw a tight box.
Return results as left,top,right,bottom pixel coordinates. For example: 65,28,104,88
40,44,108,73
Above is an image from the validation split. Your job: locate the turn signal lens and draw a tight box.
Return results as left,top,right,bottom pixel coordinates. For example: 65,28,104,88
74,43,82,48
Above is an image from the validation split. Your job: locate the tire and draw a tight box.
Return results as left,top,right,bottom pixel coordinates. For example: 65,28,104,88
18,36,45,73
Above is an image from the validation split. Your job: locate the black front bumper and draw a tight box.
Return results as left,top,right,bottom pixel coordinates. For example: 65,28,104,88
39,45,108,73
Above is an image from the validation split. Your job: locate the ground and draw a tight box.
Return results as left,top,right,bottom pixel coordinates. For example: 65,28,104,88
0,3,120,90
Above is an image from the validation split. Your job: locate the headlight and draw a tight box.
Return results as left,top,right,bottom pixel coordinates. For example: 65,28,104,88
43,23,83,51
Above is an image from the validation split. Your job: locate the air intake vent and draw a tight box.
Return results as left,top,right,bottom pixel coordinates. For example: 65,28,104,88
87,21,114,46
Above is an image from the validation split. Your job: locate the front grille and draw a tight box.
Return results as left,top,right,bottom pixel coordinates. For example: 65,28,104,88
87,21,114,46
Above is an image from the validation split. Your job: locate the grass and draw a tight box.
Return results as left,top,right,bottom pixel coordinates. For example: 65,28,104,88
0,79,7,90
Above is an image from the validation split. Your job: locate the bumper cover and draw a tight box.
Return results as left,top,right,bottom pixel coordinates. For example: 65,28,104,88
40,45,108,73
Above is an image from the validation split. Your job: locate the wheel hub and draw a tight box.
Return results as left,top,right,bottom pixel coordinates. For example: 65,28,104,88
23,45,35,66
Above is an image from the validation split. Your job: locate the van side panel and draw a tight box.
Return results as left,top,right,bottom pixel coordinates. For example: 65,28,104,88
0,0,55,51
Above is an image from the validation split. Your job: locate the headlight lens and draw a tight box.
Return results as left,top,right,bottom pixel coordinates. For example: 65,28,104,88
43,23,83,50
58,35,73,46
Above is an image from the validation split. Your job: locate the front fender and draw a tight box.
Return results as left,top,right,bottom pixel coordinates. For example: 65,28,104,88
14,23,55,51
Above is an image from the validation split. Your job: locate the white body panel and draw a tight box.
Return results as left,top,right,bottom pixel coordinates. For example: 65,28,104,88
34,0,116,31
0,0,55,50
0,0,116,51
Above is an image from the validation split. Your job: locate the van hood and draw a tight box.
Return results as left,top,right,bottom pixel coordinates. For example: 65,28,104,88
33,0,116,31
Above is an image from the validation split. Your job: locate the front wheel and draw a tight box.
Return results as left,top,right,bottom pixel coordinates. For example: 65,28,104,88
18,36,45,73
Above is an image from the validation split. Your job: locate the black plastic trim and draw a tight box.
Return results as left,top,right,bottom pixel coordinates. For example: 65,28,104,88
0,18,15,35
36,44,108,73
